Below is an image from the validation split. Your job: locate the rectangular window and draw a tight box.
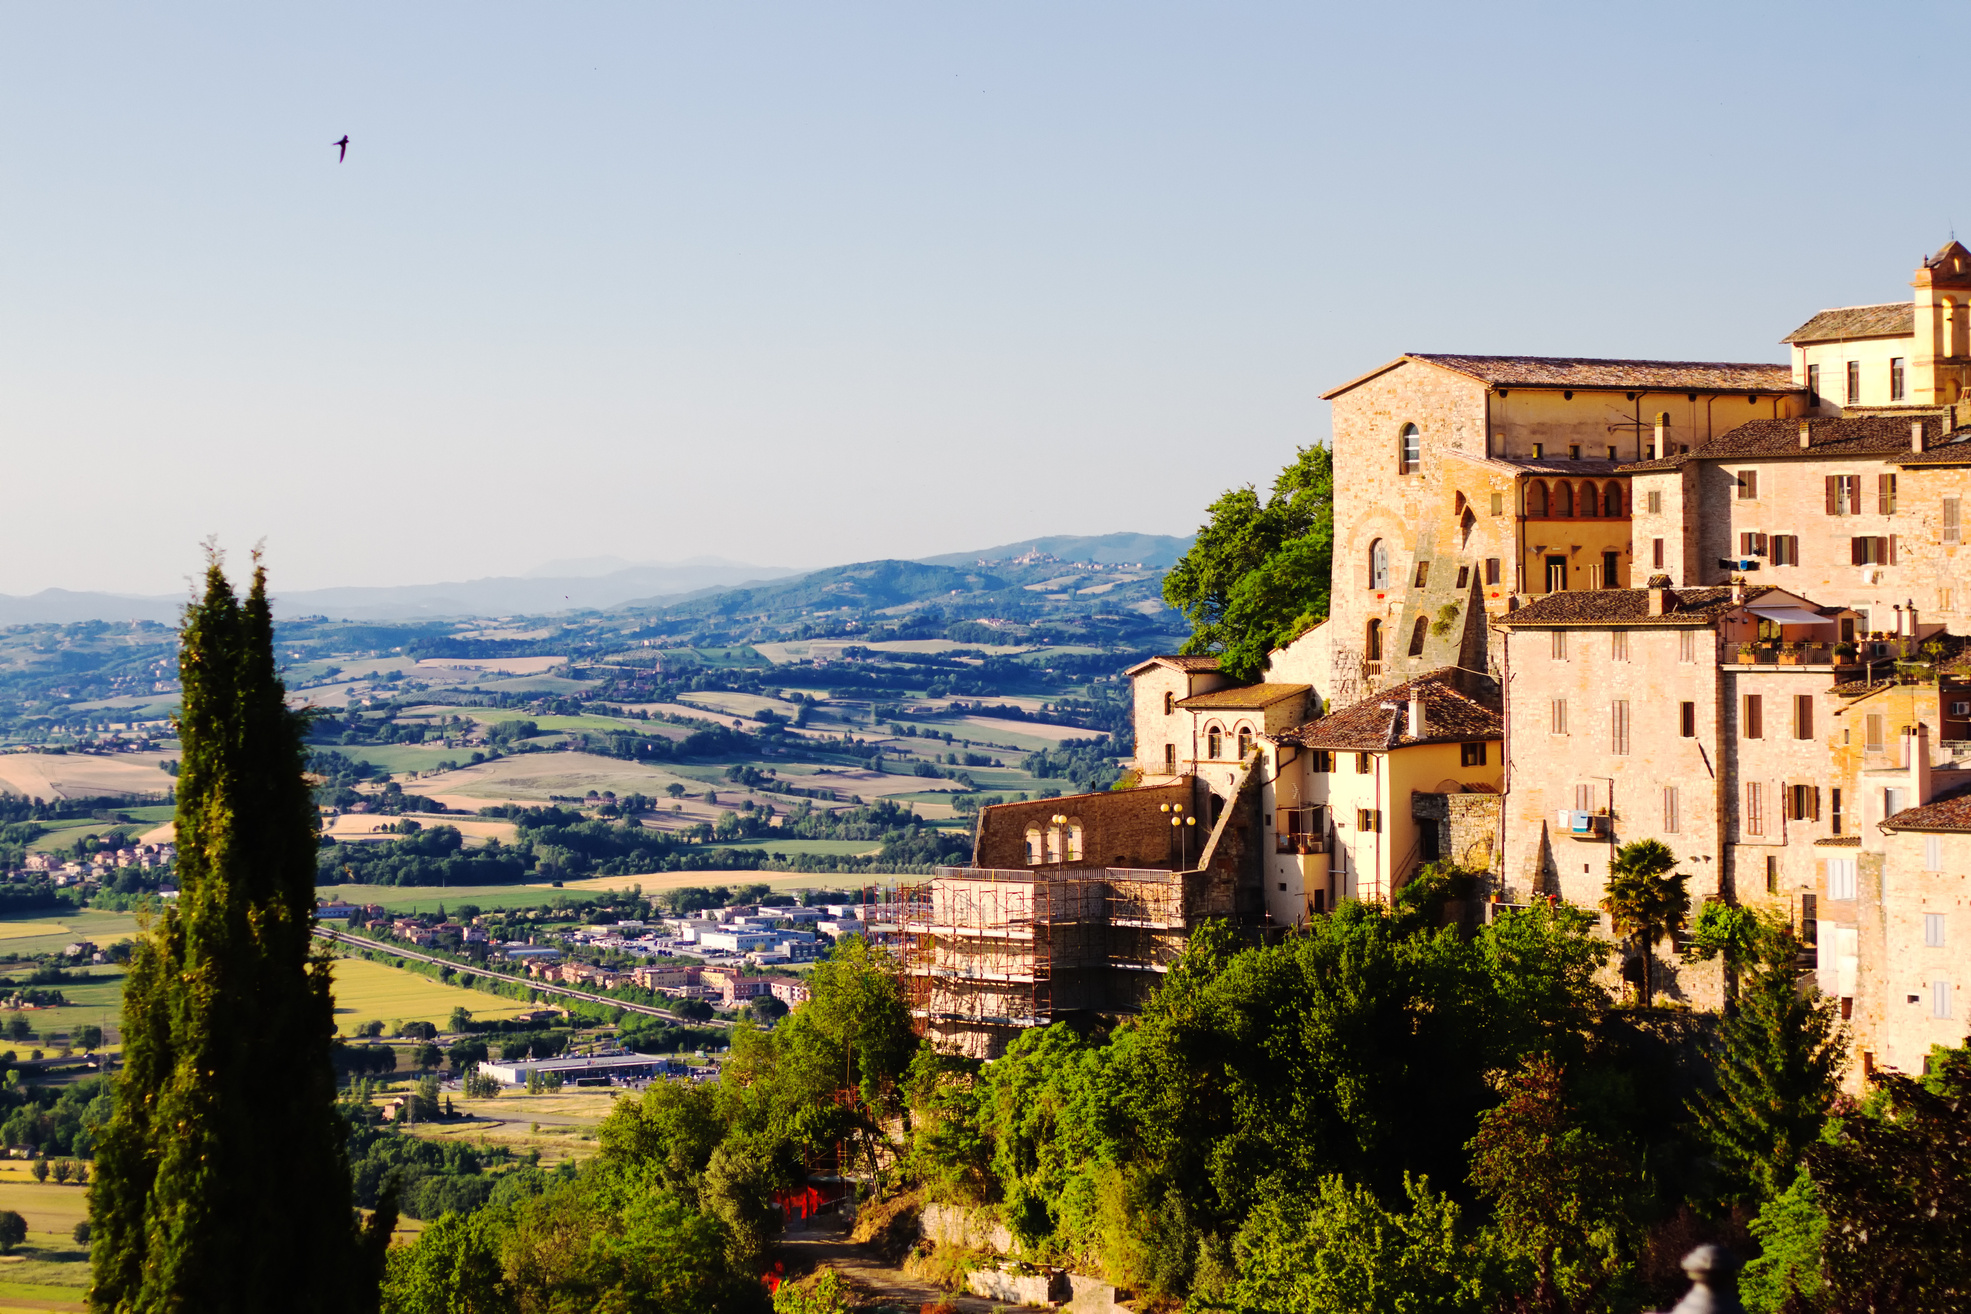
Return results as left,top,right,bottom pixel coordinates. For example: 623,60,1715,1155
1652,537,1665,568
1602,551,1620,587
1739,530,1768,556
1828,857,1857,901
1926,834,1944,872
1490,491,1503,516
1743,694,1764,739
1357,808,1381,833
1808,363,1821,407
1414,561,1430,588
1356,752,1373,775
1679,630,1697,663
1746,781,1765,836
1794,694,1814,740
1866,714,1885,752
1934,979,1952,1020
1927,912,1947,948
1310,750,1332,773
1611,700,1631,755
1737,470,1759,499
1892,356,1907,400
1611,631,1629,661
1569,445,1581,460
1680,701,1696,737
1531,442,1544,458
1826,475,1861,515
1851,535,1896,565
1770,535,1799,565
1846,359,1861,404
1460,741,1488,767
1484,557,1501,585
1551,699,1568,735
1945,587,1957,612
1663,786,1679,833
1879,473,1897,515
1456,565,1470,589
1647,489,1663,514
1766,854,1779,895
1164,743,1177,772
1787,784,1818,821
1551,630,1568,660
1946,497,1961,543
1574,783,1594,812
1831,788,1843,834
1801,894,1817,941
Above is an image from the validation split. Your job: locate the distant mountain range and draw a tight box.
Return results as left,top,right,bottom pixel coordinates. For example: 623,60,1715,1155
0,532,1194,625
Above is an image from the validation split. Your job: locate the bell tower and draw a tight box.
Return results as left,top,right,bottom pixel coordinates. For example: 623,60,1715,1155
1911,240,1971,404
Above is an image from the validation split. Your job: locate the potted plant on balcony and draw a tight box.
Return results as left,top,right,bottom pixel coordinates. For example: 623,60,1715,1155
1735,642,1757,663
1832,640,1857,663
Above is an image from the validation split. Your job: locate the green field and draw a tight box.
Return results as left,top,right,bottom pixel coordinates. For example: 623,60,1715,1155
707,839,880,858
328,955,541,1035
0,909,142,958
321,884,563,913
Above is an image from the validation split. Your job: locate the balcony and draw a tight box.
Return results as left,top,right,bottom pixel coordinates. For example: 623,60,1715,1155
1556,809,1609,839
1275,806,1328,855
1730,643,1862,668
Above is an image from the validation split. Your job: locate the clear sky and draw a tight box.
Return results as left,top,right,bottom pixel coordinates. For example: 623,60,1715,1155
2,2,1966,595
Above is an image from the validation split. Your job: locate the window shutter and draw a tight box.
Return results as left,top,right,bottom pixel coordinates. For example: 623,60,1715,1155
1811,786,1821,821
1879,474,1893,515
1851,537,1866,566
1826,475,1840,515
1888,534,1897,564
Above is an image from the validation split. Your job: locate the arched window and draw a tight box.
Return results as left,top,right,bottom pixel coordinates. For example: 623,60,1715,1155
1163,691,1175,714
1527,481,1549,516
1025,825,1043,865
1235,725,1253,759
1555,481,1574,517
1603,483,1623,517
1400,424,1421,474
1365,619,1383,662
1206,724,1224,760
1408,615,1428,656
1369,539,1389,589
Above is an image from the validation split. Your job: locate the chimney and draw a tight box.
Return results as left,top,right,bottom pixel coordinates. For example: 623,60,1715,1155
1647,587,1668,617
1910,723,1935,805
1731,575,1747,604
1912,418,1928,452
1652,413,1669,459
1798,418,1813,450
1407,697,1425,739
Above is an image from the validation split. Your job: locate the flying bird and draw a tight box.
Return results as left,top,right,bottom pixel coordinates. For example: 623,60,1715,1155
333,135,349,162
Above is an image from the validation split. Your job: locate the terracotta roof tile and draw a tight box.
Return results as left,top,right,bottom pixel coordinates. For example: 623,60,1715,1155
1177,683,1311,711
1830,679,1894,698
1410,354,1797,393
1813,836,1863,847
1617,415,1969,472
1780,303,1914,345
1270,668,1501,752
1125,654,1221,677
1883,781,1971,832
1497,587,1743,627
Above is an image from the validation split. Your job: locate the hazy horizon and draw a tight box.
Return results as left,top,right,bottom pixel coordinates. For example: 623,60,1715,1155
4,2,1966,595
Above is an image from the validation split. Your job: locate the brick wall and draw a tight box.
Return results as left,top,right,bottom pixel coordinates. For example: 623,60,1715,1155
974,781,1197,871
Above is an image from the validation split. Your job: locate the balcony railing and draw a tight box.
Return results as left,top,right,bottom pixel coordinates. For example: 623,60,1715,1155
1276,807,1328,854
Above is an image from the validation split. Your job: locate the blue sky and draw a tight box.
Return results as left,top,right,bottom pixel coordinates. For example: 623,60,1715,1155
1,2,1964,593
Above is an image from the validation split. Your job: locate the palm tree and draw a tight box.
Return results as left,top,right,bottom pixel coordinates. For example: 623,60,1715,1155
1601,839,1691,1007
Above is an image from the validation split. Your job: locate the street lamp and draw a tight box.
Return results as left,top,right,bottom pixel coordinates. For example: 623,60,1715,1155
1165,802,1196,868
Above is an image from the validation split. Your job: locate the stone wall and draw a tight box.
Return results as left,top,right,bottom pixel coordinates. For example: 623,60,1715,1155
974,781,1195,871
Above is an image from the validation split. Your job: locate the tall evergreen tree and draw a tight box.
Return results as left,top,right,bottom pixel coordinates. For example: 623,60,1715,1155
1692,927,1845,1203
89,554,388,1313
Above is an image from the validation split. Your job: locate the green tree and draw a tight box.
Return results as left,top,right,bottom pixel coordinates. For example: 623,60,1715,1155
1691,928,1844,1203
31,1159,46,1184
1467,1054,1634,1314
1600,839,1691,1007
0,1210,24,1254
88,554,387,1314
76,1025,103,1052
1163,445,1334,680
1682,900,1774,1004
448,1006,473,1034
1739,1170,1827,1314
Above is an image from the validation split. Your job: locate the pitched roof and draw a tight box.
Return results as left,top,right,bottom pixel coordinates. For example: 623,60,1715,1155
1177,683,1311,712
1320,354,1798,400
1780,303,1915,345
1408,354,1796,392
1882,781,1971,833
1498,457,1626,476
1617,414,1970,472
1496,586,1742,627
1124,654,1221,678
1830,679,1895,698
1270,669,1501,752
1813,835,1863,847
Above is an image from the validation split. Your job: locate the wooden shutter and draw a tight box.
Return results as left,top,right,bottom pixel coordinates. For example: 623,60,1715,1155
1826,475,1840,514
1888,534,1898,564
1879,473,1896,515
1851,537,1866,565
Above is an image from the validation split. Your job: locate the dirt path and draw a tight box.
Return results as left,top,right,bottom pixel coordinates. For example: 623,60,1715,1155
775,1212,1006,1312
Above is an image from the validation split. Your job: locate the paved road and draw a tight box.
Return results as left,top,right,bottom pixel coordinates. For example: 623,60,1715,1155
312,925,730,1028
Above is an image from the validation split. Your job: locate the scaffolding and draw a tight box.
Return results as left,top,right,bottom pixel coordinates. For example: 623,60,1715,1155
898,866,1186,1056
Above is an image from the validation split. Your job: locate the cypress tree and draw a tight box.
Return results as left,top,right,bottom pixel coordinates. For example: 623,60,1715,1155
1692,927,1846,1203
89,554,389,1313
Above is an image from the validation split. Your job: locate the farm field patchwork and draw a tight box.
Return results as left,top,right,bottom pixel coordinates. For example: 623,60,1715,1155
0,752,177,802
327,955,542,1035
0,909,141,958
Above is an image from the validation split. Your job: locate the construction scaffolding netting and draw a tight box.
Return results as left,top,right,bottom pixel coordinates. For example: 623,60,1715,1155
898,866,1185,1042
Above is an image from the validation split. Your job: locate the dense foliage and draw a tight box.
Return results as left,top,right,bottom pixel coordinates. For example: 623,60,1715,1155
90,558,387,1313
1163,444,1335,681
